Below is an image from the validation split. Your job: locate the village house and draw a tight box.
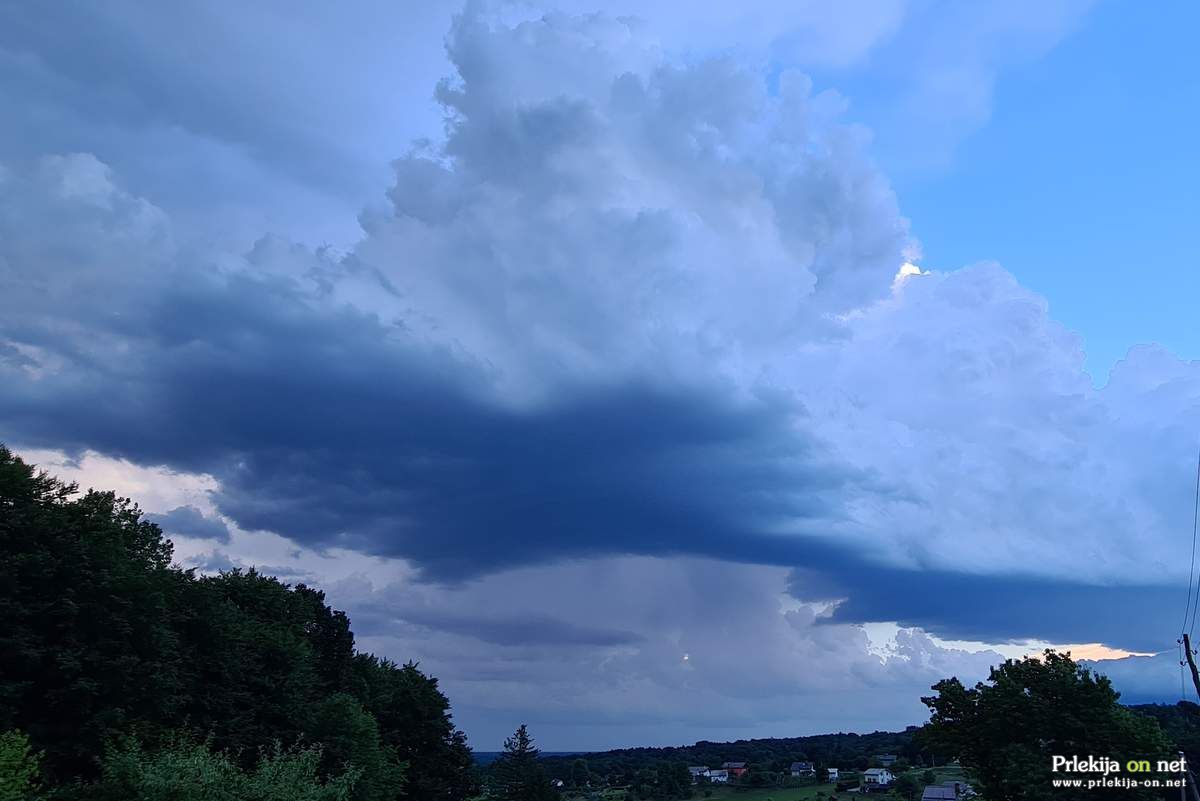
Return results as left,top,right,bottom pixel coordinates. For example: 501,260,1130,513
721,762,748,778
789,761,815,778
687,767,709,782
862,768,894,791
921,780,973,800
825,768,839,782
705,769,730,784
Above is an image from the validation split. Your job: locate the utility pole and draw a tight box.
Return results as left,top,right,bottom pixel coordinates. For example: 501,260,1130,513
1186,761,1200,801
1183,634,1200,700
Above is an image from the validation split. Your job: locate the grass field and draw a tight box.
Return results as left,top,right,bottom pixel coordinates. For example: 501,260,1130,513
575,785,839,801
694,785,838,801
569,766,971,801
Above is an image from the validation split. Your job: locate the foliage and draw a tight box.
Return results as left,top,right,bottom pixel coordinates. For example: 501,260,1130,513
921,649,1173,801
352,654,478,800
491,725,558,801
308,694,407,801
0,730,42,801
892,772,921,801
1128,701,1200,762
91,735,358,800
0,445,476,800
0,448,179,780
570,758,590,787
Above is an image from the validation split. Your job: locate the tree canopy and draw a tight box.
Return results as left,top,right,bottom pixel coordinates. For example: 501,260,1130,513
491,725,558,801
921,650,1173,801
0,445,477,800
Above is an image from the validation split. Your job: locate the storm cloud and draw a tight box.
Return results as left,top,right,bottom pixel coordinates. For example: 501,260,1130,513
1,0,1196,745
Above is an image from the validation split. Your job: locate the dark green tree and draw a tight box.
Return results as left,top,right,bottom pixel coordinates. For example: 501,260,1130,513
351,656,477,800
922,650,1172,801
0,447,181,781
569,758,589,788
308,694,406,801
492,725,557,801
893,772,921,801
0,730,42,801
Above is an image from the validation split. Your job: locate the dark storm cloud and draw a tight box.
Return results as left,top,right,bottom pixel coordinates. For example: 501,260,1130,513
790,559,1179,653
0,267,870,580
354,603,644,647
145,505,232,544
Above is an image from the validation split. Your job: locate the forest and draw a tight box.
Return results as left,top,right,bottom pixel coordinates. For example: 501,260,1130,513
0,446,478,800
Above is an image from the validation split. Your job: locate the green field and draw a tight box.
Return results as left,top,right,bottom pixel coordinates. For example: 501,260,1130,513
570,786,839,801
692,786,838,801
568,766,971,801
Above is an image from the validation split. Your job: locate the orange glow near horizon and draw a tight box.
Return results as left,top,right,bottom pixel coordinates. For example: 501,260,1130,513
1025,642,1156,661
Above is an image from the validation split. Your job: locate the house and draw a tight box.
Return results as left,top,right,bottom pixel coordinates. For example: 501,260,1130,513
921,781,972,800
687,767,709,783
825,768,839,782
790,761,816,778
705,769,729,784
862,768,894,790
863,768,893,784
721,762,748,778
875,755,898,767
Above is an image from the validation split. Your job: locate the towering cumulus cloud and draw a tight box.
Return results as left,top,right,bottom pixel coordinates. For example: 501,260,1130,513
0,8,913,576
1,3,1198,744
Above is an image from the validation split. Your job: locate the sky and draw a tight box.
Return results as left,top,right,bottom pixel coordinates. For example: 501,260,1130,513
1,0,1199,751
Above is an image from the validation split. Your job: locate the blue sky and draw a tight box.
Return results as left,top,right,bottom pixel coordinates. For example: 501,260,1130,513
868,0,1200,378
2,0,1199,750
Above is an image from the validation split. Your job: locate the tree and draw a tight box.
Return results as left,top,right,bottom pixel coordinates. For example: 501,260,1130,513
922,650,1172,801
492,725,557,801
0,730,41,801
308,694,406,801
921,769,936,785
893,772,921,801
0,447,181,781
654,761,693,798
569,758,590,788
351,656,477,800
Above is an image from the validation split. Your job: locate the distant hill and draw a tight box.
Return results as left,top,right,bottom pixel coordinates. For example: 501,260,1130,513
1128,701,1200,759
475,750,592,766
535,728,927,782
520,702,1200,783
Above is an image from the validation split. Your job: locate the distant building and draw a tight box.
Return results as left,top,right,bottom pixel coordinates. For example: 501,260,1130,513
706,769,730,784
721,762,748,778
790,761,816,778
863,768,894,790
922,780,972,800
687,767,709,783
825,768,839,782
876,754,898,767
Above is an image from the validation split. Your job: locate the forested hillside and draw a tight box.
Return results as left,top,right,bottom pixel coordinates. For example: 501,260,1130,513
539,728,924,785
0,446,476,799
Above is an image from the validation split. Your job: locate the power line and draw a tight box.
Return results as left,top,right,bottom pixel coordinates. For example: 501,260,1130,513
1187,445,1200,637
